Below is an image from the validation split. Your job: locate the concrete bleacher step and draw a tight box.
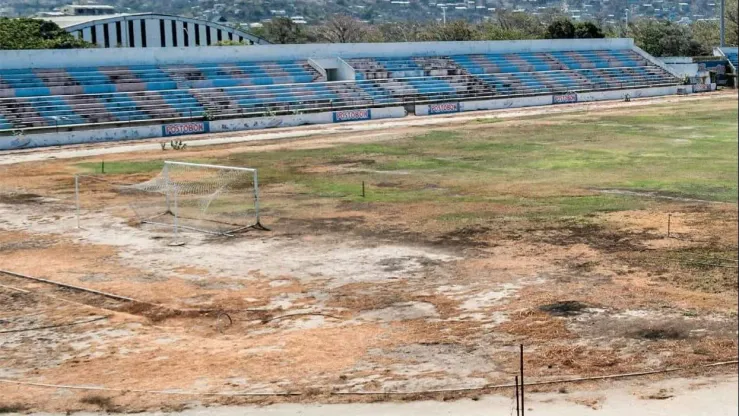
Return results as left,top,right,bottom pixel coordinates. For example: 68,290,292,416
191,89,242,112
0,100,48,128
325,83,374,105
128,92,182,119
63,95,117,124
30,70,80,88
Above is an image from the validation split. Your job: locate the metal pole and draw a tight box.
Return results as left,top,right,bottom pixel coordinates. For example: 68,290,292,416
253,169,260,226
164,163,171,212
520,344,525,416
173,186,179,238
75,175,80,229
515,376,520,416
720,0,726,47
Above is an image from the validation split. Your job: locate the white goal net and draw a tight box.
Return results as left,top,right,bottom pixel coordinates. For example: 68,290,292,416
75,161,266,236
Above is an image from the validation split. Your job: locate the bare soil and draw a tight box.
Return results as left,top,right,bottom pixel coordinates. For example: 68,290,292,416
0,93,737,413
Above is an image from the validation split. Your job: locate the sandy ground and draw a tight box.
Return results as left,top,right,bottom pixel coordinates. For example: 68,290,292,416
0,92,737,413
18,374,740,416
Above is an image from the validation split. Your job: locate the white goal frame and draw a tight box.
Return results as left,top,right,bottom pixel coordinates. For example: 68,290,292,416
75,160,266,236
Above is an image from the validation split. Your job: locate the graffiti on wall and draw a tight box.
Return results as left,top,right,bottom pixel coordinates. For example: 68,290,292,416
552,93,578,104
428,102,460,115
333,109,371,122
8,134,31,150
162,121,210,137
698,61,727,74
693,83,712,92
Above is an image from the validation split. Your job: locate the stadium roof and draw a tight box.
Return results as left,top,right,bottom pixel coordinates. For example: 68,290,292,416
42,13,270,46
44,13,133,29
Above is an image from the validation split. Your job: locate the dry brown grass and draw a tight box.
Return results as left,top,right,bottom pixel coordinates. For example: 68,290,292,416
496,311,576,341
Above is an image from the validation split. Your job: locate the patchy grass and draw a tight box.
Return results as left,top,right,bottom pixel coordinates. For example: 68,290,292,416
77,160,165,175
213,100,737,221
629,246,739,293
0,404,28,414
80,395,114,410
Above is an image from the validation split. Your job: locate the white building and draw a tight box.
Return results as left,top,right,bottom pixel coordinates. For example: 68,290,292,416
41,5,269,48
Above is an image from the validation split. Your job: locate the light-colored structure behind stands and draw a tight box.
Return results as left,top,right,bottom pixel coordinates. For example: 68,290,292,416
44,10,269,48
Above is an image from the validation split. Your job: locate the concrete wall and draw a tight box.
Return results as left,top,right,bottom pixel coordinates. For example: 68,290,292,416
414,96,553,115
0,107,406,151
576,86,679,102
659,57,694,64
663,63,702,78
414,86,680,116
632,45,681,78
0,38,634,70
335,58,358,81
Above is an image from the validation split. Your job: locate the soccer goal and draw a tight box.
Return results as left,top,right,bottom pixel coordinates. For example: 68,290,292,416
75,161,267,236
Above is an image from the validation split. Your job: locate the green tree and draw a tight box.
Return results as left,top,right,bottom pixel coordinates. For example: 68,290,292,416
313,14,378,43
213,40,251,46
725,0,739,46
629,19,706,56
574,22,605,38
494,10,546,39
691,20,721,51
378,22,425,42
546,18,576,39
0,18,93,50
260,17,309,44
419,20,480,41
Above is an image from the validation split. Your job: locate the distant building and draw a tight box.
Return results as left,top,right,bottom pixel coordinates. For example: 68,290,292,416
60,4,117,16
38,5,269,48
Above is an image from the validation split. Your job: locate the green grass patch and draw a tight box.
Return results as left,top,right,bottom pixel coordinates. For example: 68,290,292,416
77,160,165,175
213,100,737,217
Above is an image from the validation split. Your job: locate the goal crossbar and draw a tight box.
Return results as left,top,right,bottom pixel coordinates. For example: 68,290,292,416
164,160,257,173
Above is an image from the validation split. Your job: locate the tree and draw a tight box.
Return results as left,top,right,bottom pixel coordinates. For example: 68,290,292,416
574,22,605,38
259,17,309,44
629,19,706,56
313,14,375,43
378,22,425,42
691,20,721,51
419,20,480,41
725,0,739,46
213,40,251,46
546,18,576,39
0,18,93,50
478,22,530,41
494,10,546,39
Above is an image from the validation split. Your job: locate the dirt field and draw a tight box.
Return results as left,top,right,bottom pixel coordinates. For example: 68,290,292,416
0,93,737,413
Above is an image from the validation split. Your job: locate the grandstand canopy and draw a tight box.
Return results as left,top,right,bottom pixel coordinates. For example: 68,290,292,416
44,13,270,48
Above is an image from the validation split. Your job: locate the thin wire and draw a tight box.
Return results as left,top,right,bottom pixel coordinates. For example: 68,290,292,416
0,361,735,398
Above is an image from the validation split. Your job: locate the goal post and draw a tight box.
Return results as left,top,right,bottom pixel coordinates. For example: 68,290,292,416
75,160,267,236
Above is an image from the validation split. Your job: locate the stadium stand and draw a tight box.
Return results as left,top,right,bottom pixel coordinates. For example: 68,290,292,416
0,47,678,131
726,51,739,72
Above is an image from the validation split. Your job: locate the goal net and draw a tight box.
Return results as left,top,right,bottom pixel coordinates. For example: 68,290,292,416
75,161,265,236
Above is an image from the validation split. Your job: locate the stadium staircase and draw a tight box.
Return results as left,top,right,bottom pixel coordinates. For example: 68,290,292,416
721,50,739,73
0,49,679,132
